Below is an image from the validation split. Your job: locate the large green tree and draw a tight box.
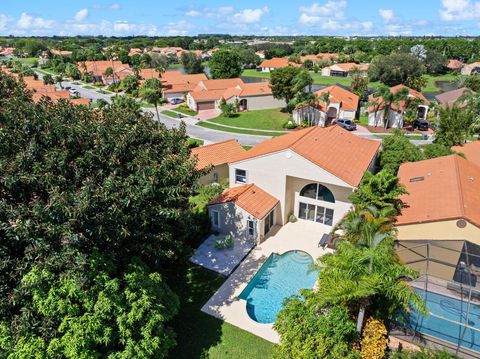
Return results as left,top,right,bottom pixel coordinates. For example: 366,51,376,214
380,130,424,173
270,66,312,110
140,78,163,119
435,106,475,147
180,52,204,74
0,72,201,358
368,53,425,87
209,49,242,79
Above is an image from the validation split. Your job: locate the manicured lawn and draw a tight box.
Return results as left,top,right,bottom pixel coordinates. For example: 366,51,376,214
176,105,197,116
357,114,369,126
198,121,285,137
209,108,290,131
83,85,96,90
11,57,38,66
161,110,180,118
168,263,276,359
97,89,111,94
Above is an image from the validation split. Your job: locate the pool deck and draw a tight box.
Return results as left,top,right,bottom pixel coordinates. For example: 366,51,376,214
201,220,333,343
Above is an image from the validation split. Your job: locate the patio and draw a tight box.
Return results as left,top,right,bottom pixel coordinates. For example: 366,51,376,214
190,234,256,276
201,220,333,343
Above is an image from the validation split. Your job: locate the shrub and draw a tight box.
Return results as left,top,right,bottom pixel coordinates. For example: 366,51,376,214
283,120,298,129
215,234,234,249
300,120,310,128
288,214,298,223
94,82,105,87
389,348,457,359
360,317,388,359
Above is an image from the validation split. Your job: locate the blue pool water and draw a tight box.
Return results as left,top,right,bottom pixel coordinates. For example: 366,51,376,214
239,250,318,324
403,289,480,352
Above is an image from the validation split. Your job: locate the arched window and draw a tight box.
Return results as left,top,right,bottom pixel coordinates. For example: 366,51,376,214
300,183,335,203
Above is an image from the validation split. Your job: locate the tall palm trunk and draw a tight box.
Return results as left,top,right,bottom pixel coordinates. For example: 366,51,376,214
356,299,368,332
383,101,392,129
154,103,160,119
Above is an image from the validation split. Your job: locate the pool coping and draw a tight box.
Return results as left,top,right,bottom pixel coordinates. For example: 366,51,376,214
200,221,333,343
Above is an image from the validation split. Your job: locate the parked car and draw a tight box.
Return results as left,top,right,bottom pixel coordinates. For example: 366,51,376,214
413,119,429,131
69,88,79,96
335,119,357,131
169,98,184,105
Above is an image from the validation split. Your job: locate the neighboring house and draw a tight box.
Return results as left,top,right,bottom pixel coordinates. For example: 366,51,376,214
397,154,480,240
435,87,470,108
259,58,300,72
128,48,143,57
191,140,247,186
22,76,90,106
208,126,380,242
461,62,480,75
368,85,429,128
321,62,369,77
186,78,286,111
50,49,73,56
452,141,480,167
255,50,266,59
77,61,133,84
300,54,322,65
293,85,359,127
300,53,340,66
0,47,16,58
317,53,340,63
447,59,464,71
160,71,208,100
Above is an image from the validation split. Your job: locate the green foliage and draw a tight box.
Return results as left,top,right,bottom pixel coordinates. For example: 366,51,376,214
351,71,369,99
121,74,140,94
462,75,480,92
209,49,242,79
421,143,455,159
435,106,475,147
349,170,407,213
140,78,163,117
405,75,427,92
283,120,298,129
215,235,234,249
42,74,55,85
238,48,261,68
270,66,311,108
0,72,201,358
369,53,425,87
180,52,204,74
380,130,424,174
424,49,448,75
274,302,360,359
64,63,81,80
219,102,237,118
389,349,457,359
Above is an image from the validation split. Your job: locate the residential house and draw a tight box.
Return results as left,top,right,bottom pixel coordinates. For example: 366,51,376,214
447,59,464,71
300,53,340,66
259,58,300,72
77,60,133,84
22,76,90,106
461,62,480,76
50,49,73,56
368,85,429,128
186,78,286,111
317,53,340,63
0,47,16,58
435,87,470,108
159,71,208,100
452,141,480,167
293,85,359,127
255,50,266,59
191,140,247,185
397,154,480,242
128,48,143,57
321,62,369,77
208,126,380,242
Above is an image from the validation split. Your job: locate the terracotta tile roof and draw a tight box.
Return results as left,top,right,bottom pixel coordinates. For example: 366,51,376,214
50,49,73,56
194,78,244,91
232,126,380,187
236,82,272,97
317,53,340,60
139,68,161,80
435,88,470,108
300,55,321,63
328,62,369,72
368,84,429,113
190,139,247,170
190,89,227,102
209,184,279,219
260,58,300,68
397,155,480,227
447,59,464,70
78,61,132,78
128,48,142,57
190,80,272,102
314,85,359,111
452,141,480,167
0,47,15,56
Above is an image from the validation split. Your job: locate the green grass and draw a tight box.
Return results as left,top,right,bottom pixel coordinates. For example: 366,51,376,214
161,110,180,118
83,85,96,90
187,138,204,147
357,114,369,126
176,105,197,116
168,263,276,359
209,108,290,131
11,57,38,66
72,82,82,85
243,146,252,150
422,73,458,93
198,121,286,137
97,89,111,94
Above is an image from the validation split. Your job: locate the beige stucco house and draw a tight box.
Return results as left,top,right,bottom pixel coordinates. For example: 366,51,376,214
190,140,246,186
186,78,285,111
208,126,380,243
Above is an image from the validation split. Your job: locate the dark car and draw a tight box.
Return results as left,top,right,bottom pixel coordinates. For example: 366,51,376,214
169,98,184,105
413,119,429,131
336,119,357,131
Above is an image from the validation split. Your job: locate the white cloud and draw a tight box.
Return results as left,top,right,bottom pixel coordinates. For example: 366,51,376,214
74,8,89,22
0,14,13,32
162,20,194,36
379,9,394,23
186,6,233,19
232,7,269,24
16,13,54,30
110,3,121,10
440,0,480,21
299,1,347,24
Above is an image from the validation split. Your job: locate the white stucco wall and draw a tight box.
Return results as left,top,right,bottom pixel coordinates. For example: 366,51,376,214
368,109,385,127
226,95,286,111
229,149,355,225
339,109,356,120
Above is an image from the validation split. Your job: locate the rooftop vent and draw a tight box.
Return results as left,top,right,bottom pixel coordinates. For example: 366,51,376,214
409,176,425,183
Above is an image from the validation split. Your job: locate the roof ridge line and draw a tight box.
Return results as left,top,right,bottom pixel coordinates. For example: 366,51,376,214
289,127,317,149
453,155,467,219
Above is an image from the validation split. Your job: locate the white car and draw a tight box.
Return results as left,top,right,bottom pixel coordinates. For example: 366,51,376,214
69,88,80,97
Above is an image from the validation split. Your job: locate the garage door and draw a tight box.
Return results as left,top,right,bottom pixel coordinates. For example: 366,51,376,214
197,101,215,110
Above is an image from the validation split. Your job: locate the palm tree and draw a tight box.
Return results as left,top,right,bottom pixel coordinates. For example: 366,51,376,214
104,67,114,85
140,78,163,119
369,85,409,129
104,47,118,85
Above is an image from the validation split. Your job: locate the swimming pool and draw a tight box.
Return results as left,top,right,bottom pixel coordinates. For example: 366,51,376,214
402,288,480,352
239,250,319,324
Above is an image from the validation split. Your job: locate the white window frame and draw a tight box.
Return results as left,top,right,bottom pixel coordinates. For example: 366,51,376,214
247,219,255,237
212,172,219,183
212,210,220,228
235,168,247,184
298,201,334,226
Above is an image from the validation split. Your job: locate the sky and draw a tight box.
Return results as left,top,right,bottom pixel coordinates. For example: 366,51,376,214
0,0,479,37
